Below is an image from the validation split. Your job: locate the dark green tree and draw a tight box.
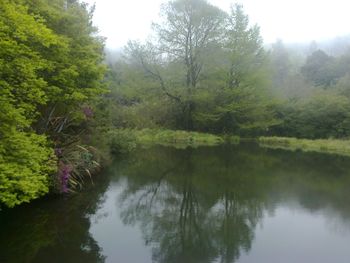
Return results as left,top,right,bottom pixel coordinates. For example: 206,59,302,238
194,4,278,135
0,0,60,207
301,50,337,86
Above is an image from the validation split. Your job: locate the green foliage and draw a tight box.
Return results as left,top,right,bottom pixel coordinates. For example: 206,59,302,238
0,0,60,123
133,129,224,148
0,0,106,207
4,0,350,207
334,73,350,98
124,0,226,130
259,136,350,157
55,144,101,193
106,129,225,153
193,4,279,135
0,0,60,207
274,91,350,138
24,0,107,132
107,1,278,135
107,130,137,154
301,50,338,86
269,41,350,140
0,131,56,207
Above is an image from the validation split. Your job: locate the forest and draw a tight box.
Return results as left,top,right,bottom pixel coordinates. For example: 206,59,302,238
2,0,350,208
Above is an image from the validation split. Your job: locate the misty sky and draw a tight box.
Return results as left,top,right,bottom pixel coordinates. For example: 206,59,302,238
85,0,350,48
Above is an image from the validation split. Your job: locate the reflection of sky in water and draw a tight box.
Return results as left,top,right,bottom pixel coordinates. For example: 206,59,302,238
4,145,349,263
90,180,350,263
90,181,153,263
237,206,350,263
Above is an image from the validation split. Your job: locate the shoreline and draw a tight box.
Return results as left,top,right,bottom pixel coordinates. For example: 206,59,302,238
258,136,350,157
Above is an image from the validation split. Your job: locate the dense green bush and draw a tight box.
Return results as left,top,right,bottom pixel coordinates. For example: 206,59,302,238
107,130,137,154
0,0,60,207
0,132,56,207
274,91,350,139
0,0,106,207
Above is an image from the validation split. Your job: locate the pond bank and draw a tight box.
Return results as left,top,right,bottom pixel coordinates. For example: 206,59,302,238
258,136,350,157
107,129,240,152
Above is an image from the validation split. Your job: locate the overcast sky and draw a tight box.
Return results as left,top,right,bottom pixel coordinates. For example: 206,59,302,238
85,0,350,49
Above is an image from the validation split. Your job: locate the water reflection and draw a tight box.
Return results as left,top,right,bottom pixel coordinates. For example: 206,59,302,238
0,175,109,263
2,144,350,263
113,144,350,263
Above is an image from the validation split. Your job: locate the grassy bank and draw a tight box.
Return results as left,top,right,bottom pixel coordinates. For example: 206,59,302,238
258,136,350,156
108,129,239,153
134,129,225,148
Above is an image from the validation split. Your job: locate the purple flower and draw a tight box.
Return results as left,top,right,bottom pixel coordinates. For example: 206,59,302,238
58,162,72,193
82,106,94,118
55,148,63,157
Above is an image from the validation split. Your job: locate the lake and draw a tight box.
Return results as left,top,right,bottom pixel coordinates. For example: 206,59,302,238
1,143,350,263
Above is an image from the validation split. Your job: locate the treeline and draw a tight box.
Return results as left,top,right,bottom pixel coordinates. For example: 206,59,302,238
0,0,106,207
104,0,350,139
2,0,350,207
104,2,277,135
270,40,350,138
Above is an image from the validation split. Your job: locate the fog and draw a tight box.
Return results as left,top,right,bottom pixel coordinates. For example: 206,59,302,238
85,0,350,48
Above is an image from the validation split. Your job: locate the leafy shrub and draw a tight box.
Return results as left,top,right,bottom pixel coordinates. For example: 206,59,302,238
53,144,102,193
107,130,137,154
0,132,56,207
133,129,224,147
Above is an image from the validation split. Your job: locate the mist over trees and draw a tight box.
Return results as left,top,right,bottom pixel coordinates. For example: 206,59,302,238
104,0,350,139
268,39,350,138
2,0,350,207
104,1,278,135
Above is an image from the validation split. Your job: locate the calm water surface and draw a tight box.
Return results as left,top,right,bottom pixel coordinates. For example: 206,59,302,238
2,144,350,263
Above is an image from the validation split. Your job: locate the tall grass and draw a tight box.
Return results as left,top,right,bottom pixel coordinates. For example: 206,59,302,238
133,129,224,148
107,129,238,152
54,144,101,193
258,136,350,156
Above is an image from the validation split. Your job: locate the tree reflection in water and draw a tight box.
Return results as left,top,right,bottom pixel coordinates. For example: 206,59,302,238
3,144,350,263
0,175,110,263
116,146,272,263
116,144,350,263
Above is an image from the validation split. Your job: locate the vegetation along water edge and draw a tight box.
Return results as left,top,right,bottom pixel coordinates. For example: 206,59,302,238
3,0,350,208
107,129,240,153
259,136,350,157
